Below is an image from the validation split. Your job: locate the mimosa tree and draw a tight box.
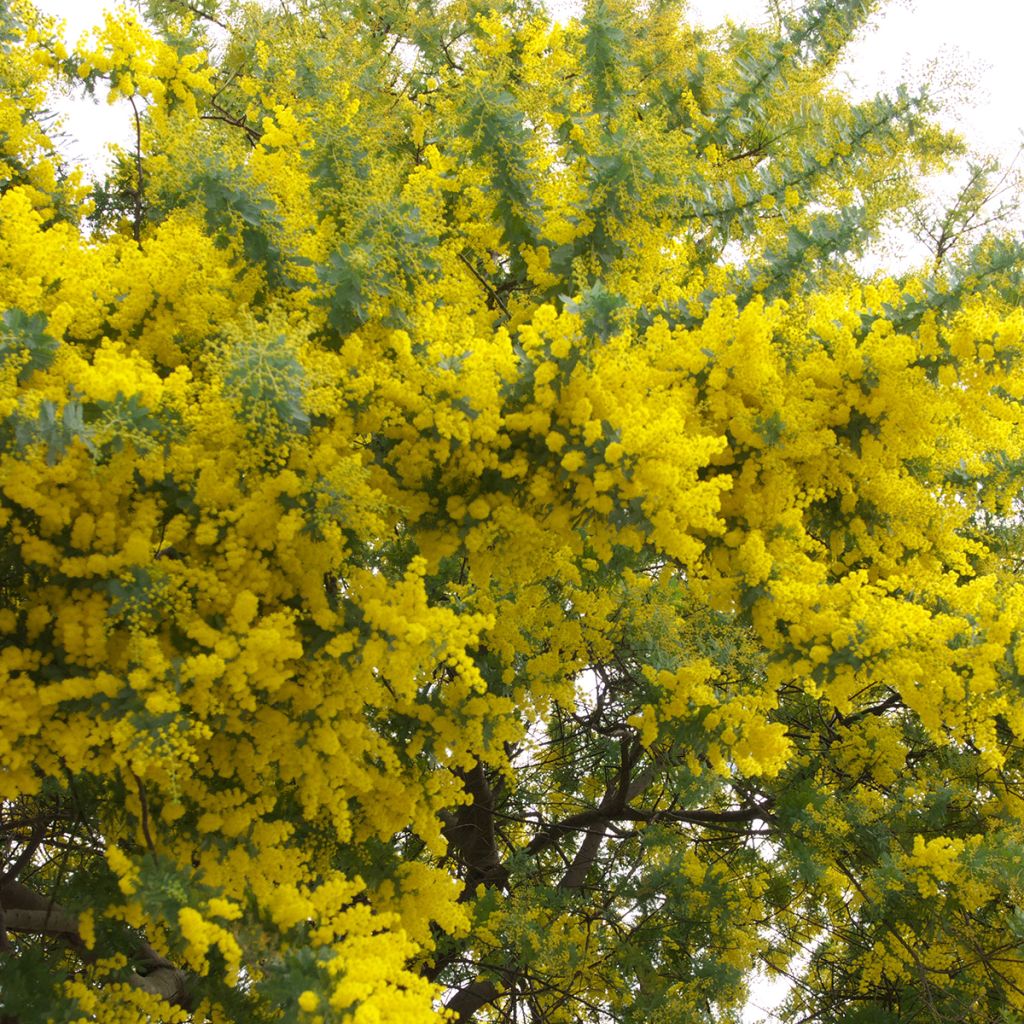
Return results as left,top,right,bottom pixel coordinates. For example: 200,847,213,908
4,1,1024,1022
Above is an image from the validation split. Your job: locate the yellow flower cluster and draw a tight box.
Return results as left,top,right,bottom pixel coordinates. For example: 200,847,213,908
77,8,214,117
900,834,974,899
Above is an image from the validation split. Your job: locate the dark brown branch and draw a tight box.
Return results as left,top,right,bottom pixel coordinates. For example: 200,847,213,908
528,736,642,862
438,35,465,72
525,807,609,856
556,737,644,890
526,799,774,860
443,979,500,1022
133,773,157,857
457,251,510,319
558,814,610,891
443,762,509,895
833,692,902,729
640,803,776,826
0,815,48,885
201,100,262,146
128,95,145,243
171,0,228,30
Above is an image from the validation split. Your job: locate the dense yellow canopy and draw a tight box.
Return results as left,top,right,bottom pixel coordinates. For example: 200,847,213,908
4,1,1024,1022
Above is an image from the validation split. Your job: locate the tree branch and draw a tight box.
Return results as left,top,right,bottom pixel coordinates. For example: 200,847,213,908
0,880,194,1010
202,100,262,146
556,736,644,890
0,880,85,947
443,978,500,1021
526,798,775,861
171,0,228,30
457,251,510,319
0,815,48,885
443,762,509,895
128,95,145,243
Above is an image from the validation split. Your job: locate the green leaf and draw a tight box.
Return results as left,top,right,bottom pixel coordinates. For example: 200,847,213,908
0,308,59,385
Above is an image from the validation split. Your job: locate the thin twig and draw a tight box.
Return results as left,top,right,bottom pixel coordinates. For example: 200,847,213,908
128,95,145,243
457,251,510,319
133,773,158,858
202,101,262,146
0,814,48,886
173,0,228,30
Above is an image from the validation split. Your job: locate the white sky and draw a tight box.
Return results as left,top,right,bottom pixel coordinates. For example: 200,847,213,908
32,0,1024,272
33,0,1024,167
690,0,1024,162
